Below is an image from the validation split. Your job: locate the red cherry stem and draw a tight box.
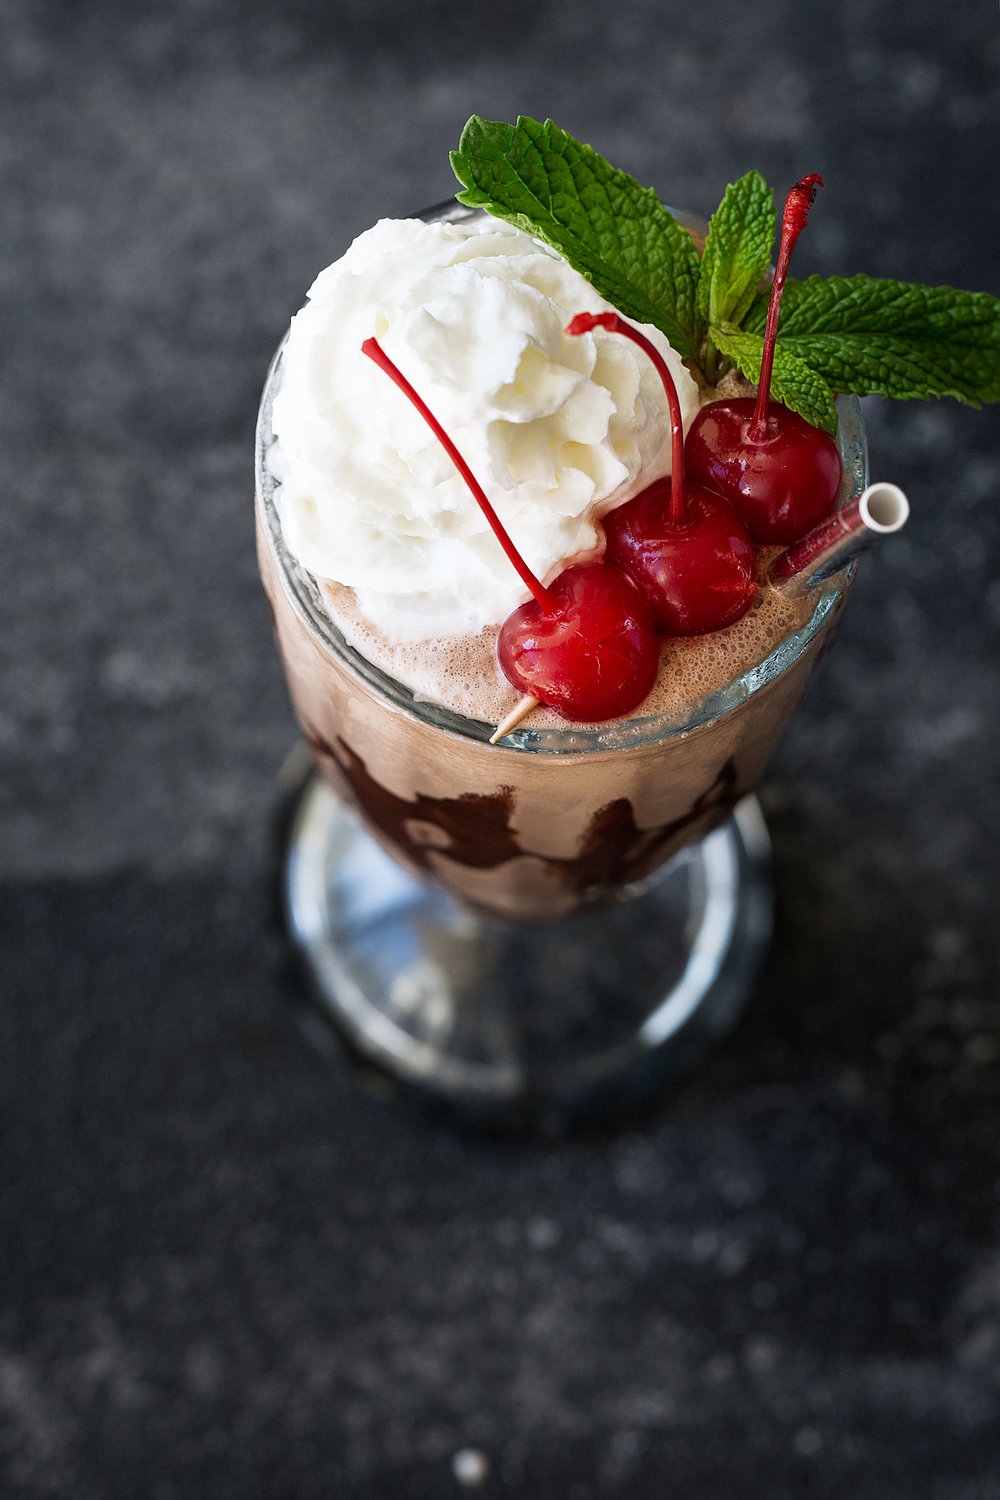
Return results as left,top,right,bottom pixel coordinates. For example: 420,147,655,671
361,336,556,612
748,173,824,442
566,312,687,527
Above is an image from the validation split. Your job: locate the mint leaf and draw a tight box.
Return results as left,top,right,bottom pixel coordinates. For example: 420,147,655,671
743,274,1000,404
451,121,1000,417
698,171,775,328
710,323,839,434
451,115,703,361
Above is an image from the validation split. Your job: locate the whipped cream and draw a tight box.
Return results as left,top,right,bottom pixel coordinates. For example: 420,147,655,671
270,214,699,639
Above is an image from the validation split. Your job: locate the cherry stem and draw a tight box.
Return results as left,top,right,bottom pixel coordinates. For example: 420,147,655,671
566,312,687,526
749,173,824,442
361,336,556,612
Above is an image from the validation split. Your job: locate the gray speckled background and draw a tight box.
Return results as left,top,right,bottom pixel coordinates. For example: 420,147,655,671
2,1,999,1495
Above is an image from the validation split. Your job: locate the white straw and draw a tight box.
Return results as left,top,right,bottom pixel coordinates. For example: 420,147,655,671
768,481,910,596
858,482,910,533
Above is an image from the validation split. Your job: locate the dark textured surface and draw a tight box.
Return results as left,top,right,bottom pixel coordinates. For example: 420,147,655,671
2,2,999,1495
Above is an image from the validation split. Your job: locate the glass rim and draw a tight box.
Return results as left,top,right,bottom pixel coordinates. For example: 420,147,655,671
255,204,869,756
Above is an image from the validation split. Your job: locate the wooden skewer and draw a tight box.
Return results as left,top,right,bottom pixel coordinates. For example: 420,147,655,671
489,694,539,744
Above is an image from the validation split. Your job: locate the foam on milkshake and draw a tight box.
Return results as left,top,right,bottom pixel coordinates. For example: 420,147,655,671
318,538,816,729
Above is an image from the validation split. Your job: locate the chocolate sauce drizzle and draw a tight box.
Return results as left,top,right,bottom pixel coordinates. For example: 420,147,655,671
302,725,519,871
561,760,740,893
301,723,741,898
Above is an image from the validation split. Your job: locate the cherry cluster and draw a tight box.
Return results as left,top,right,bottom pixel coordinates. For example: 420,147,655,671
363,176,843,727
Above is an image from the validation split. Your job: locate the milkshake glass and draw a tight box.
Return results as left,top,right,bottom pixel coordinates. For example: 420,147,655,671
257,202,868,1132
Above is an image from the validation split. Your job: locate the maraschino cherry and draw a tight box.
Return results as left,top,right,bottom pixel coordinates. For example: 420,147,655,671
684,174,842,546
361,336,660,723
496,560,659,723
566,312,758,637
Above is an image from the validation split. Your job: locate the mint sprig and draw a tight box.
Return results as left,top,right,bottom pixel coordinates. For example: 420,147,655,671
698,171,775,331
451,114,1000,429
450,116,703,361
743,274,1000,406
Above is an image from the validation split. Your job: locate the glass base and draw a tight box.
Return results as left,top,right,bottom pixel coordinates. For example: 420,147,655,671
278,748,773,1135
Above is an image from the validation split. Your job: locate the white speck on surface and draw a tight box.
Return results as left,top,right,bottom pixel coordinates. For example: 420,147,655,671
452,1447,490,1486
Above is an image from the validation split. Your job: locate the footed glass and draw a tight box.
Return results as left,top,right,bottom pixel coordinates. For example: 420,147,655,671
257,202,867,1134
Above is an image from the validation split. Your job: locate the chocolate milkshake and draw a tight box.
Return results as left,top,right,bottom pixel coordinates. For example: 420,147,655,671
254,204,865,920
252,118,995,1123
